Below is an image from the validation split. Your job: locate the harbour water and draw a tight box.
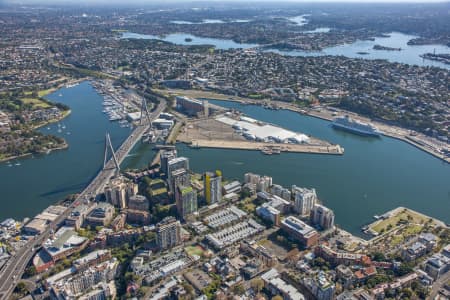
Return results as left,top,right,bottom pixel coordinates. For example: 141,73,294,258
123,100,450,235
269,32,450,69
304,27,331,33
0,79,448,235
0,81,130,221
122,31,450,69
121,32,259,50
170,19,250,24
288,14,310,26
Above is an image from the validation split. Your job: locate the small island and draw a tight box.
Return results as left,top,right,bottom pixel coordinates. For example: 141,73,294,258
357,51,370,55
373,44,402,51
184,37,193,42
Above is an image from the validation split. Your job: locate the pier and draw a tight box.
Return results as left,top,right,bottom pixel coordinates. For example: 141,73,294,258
176,113,343,156
187,139,344,155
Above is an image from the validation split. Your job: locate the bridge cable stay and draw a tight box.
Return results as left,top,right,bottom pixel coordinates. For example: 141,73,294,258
139,97,152,126
103,133,120,172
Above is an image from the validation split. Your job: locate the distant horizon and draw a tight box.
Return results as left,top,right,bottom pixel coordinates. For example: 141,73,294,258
3,0,450,4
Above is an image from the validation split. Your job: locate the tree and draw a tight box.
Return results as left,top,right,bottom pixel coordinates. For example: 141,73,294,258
401,288,413,298
385,288,397,298
124,271,139,284
313,257,328,268
371,252,386,262
61,258,71,268
233,283,245,295
202,279,220,300
136,287,146,297
395,263,414,276
14,282,28,295
24,266,37,278
182,282,194,296
414,285,429,299
272,296,283,300
251,278,265,293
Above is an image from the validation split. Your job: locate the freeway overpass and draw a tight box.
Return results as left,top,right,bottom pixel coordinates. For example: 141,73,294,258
0,99,166,300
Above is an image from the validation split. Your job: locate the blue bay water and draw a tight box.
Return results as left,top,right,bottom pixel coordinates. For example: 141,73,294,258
123,100,450,235
0,79,448,237
122,31,450,70
0,82,130,221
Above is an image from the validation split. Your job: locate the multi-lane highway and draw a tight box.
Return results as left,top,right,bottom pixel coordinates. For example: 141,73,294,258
0,98,166,299
0,211,69,299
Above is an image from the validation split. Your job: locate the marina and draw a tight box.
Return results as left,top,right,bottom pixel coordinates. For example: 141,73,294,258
91,80,144,126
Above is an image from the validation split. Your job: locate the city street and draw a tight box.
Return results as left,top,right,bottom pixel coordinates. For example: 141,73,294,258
0,98,166,299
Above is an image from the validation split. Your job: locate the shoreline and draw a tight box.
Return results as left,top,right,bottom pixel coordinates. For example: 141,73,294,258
159,88,449,164
0,143,69,163
0,110,72,163
0,78,85,163
32,109,72,131
33,77,86,99
364,206,448,243
305,110,450,164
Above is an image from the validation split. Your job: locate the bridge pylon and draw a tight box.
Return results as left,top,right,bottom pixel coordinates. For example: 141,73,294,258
139,97,152,126
103,133,120,172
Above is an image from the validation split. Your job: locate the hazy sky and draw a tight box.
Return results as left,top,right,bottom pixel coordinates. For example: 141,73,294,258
4,0,449,3
2,0,448,7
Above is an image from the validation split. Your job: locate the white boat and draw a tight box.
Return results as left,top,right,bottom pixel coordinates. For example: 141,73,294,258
332,115,382,137
109,115,122,121
65,82,79,88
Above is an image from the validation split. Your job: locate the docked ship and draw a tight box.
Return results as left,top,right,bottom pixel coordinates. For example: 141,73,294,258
332,115,382,137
